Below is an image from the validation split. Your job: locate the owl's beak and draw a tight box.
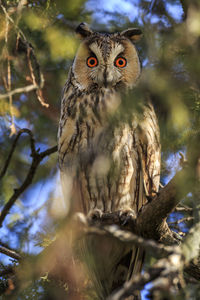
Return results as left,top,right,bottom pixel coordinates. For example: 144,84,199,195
103,68,114,87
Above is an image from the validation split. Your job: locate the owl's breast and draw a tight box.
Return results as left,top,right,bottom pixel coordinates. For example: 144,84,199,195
58,84,160,216
58,87,121,164
59,86,142,214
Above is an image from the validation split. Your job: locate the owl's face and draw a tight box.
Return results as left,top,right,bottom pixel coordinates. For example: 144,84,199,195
72,23,142,90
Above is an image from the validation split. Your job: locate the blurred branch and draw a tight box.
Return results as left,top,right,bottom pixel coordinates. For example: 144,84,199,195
182,222,200,280
0,128,57,227
180,0,189,21
185,261,200,281
0,240,23,258
0,266,14,277
107,265,164,300
55,16,79,30
2,225,85,299
0,246,21,260
181,222,200,263
108,222,200,299
3,215,200,298
149,0,157,12
82,222,178,258
0,0,7,7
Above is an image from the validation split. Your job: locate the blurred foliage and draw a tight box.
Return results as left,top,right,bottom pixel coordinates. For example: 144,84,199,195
0,0,200,299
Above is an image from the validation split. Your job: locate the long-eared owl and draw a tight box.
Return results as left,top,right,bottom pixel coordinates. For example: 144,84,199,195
58,23,161,299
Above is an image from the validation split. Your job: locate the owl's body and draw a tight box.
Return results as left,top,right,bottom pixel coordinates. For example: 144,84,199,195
58,23,161,299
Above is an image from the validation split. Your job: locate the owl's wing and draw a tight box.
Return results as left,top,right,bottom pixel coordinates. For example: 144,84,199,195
138,101,161,200
124,101,161,294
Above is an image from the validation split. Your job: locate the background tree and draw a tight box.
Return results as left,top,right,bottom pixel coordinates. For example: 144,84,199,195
0,0,200,299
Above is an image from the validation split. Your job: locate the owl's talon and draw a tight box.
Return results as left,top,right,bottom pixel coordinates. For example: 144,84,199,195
118,209,136,226
87,209,103,221
74,212,88,225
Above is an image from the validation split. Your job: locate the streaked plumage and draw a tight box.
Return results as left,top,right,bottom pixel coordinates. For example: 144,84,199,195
58,23,161,299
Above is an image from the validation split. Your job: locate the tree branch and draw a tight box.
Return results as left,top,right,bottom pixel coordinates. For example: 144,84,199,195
0,84,38,100
0,246,21,260
0,128,57,227
0,128,36,181
136,166,195,243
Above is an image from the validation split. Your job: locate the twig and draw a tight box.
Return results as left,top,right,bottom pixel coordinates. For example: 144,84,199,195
0,128,36,181
0,84,38,100
3,6,16,135
39,145,58,158
7,58,16,136
0,246,21,260
0,4,26,41
107,266,164,300
26,42,48,107
0,4,48,108
0,128,57,226
168,224,185,235
174,206,193,212
4,5,8,43
168,216,194,225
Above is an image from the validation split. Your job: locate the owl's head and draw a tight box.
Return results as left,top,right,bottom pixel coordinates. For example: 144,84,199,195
72,23,142,90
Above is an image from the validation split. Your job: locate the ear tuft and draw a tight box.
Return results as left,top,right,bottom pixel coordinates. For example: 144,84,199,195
76,23,93,39
121,28,142,42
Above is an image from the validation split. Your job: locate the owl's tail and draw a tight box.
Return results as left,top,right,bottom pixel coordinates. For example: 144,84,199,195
79,233,144,300
111,245,145,300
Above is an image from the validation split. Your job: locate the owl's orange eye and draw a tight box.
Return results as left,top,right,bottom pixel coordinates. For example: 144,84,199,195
87,56,98,68
115,57,127,68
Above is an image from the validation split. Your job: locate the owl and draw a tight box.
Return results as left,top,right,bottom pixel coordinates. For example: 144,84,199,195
58,23,161,299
